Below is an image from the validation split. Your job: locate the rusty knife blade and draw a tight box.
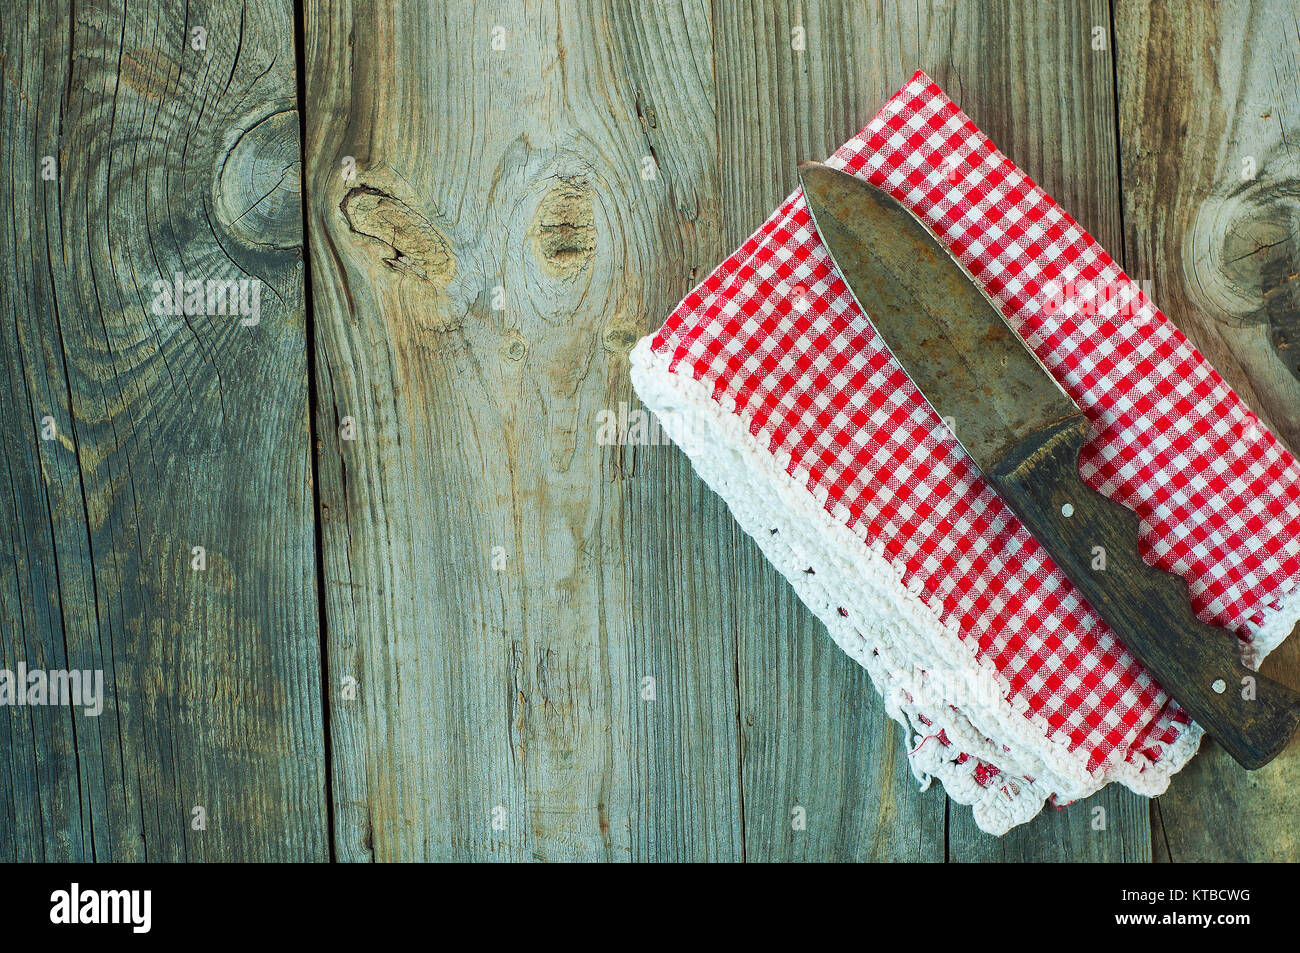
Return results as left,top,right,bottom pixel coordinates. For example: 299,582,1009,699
797,161,1078,472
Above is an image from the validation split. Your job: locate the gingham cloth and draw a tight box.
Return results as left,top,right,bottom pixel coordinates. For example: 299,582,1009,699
630,70,1300,833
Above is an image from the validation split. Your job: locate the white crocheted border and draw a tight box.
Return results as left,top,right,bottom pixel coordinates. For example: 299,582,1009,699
630,337,1300,834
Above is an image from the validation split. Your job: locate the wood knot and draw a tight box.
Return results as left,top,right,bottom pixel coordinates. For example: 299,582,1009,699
339,184,456,285
602,314,640,353
1186,171,1299,332
530,181,595,278
214,109,302,249
502,329,528,362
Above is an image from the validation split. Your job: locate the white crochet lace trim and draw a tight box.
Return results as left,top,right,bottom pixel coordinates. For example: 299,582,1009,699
1250,581,1300,660
631,337,1300,834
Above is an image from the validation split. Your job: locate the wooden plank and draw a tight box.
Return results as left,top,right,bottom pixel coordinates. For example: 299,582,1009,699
711,0,950,862
0,0,328,859
302,0,742,860
1113,0,1300,862
608,1,747,860
931,0,1152,862
711,0,1148,861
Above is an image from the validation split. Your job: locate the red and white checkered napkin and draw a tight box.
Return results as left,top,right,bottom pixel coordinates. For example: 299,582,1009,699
630,70,1300,833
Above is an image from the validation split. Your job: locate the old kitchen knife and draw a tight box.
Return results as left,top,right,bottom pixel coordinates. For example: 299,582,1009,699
798,160,1300,770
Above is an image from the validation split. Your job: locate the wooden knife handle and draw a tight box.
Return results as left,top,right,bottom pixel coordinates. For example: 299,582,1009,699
987,412,1300,769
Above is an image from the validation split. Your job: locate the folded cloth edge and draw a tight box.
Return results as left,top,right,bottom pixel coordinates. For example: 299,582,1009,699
633,336,1227,833
632,287,1300,831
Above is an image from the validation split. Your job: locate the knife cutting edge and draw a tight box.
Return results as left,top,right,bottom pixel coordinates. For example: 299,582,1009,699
797,160,1300,769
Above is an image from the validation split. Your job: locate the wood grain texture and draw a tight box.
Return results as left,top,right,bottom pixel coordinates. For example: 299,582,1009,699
1113,0,1300,862
0,0,327,860
710,0,945,863
302,0,744,861
7,0,1293,862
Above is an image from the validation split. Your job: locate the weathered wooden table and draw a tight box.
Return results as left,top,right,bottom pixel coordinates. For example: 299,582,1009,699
3,0,1298,861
